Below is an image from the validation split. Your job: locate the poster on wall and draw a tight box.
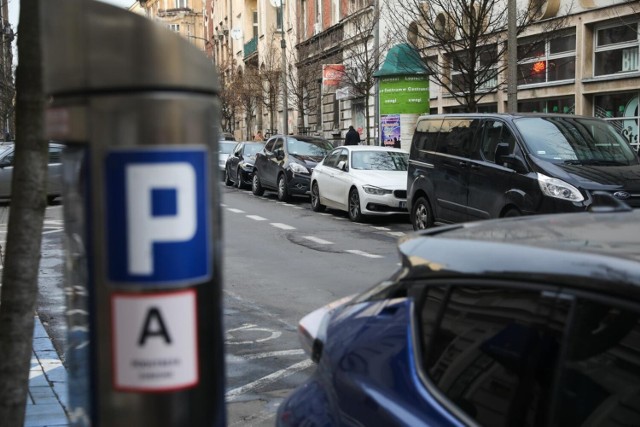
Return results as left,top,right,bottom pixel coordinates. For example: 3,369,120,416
379,76,430,115
381,115,401,147
322,64,345,93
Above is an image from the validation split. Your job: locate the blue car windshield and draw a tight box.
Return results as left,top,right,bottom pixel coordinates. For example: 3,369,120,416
351,151,409,171
286,137,333,157
514,117,638,165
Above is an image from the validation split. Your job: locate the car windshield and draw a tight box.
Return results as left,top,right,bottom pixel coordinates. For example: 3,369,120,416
219,141,236,154
286,137,333,157
351,150,409,171
514,117,638,165
244,143,265,156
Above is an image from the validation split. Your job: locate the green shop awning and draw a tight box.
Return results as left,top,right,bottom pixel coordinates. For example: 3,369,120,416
374,43,429,77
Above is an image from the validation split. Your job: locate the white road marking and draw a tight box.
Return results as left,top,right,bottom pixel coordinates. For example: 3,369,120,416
345,249,384,259
42,229,64,235
280,203,295,207
387,231,406,237
221,204,228,207
226,323,282,345
225,359,314,401
246,215,268,221
271,223,296,230
303,236,333,245
227,208,245,213
372,226,390,231
227,349,305,362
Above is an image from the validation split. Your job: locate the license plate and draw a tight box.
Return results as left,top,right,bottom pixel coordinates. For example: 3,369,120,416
399,201,407,209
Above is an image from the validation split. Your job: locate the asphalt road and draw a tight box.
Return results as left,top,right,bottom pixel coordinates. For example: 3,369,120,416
8,182,414,426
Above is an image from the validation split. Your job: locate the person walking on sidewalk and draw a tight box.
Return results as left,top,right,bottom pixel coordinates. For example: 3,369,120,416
344,126,361,146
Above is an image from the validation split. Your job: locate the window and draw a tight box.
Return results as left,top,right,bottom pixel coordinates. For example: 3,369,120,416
253,11,258,39
518,32,576,85
478,121,516,163
276,4,283,31
411,118,443,157
435,118,478,157
174,0,187,8
553,297,640,426
594,22,639,76
301,0,308,38
264,138,276,152
168,24,180,33
323,150,341,168
594,92,639,151
48,146,63,164
450,46,498,93
518,97,575,114
419,285,564,427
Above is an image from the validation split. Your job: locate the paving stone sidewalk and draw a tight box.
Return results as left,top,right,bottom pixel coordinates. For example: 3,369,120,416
25,315,69,427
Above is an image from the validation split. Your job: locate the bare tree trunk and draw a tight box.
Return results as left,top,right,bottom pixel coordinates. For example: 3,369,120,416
0,0,48,424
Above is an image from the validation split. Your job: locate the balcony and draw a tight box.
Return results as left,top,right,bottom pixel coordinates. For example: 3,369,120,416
244,36,258,58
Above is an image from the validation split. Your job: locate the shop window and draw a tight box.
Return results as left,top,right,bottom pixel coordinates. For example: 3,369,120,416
518,97,575,114
594,22,639,76
518,32,575,86
595,92,640,151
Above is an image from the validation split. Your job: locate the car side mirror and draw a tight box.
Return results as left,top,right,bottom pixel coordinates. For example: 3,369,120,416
495,143,527,173
276,151,284,160
0,158,11,168
337,160,347,171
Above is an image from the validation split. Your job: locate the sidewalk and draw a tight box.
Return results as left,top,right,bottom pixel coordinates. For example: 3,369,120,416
26,314,69,427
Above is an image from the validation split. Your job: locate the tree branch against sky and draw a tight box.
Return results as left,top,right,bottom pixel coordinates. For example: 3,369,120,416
385,0,570,112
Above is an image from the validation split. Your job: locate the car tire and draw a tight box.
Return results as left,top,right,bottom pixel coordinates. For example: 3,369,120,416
236,168,244,189
277,174,291,202
503,208,521,218
411,196,433,230
224,168,233,186
311,182,325,212
252,172,265,196
348,188,364,222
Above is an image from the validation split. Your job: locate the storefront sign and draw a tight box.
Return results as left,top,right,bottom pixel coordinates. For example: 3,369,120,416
379,76,430,115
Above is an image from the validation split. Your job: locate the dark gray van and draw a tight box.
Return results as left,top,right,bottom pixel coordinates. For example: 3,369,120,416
407,113,640,230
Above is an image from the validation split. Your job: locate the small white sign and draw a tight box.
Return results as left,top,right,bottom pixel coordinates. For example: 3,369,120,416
112,290,198,392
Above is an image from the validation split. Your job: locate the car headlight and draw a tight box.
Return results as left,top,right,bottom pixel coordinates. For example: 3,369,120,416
537,173,584,202
289,163,309,174
363,185,393,195
239,162,253,171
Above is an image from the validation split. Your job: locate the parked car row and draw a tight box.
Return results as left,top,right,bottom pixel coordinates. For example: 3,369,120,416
407,113,640,230
223,134,411,222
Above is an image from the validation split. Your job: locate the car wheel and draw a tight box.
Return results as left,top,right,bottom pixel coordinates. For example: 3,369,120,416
311,182,325,212
236,168,244,189
411,196,433,230
224,168,233,186
277,174,291,202
252,172,265,196
348,188,363,222
503,208,521,218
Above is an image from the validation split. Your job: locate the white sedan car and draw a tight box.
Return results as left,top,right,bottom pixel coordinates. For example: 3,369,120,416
310,146,409,222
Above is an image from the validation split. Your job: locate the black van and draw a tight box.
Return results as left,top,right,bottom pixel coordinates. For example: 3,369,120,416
407,113,640,230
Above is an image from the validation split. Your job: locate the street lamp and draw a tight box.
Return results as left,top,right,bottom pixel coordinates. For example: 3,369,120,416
270,0,288,135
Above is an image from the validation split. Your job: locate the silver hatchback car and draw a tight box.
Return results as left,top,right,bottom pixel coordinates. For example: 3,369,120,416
0,142,64,203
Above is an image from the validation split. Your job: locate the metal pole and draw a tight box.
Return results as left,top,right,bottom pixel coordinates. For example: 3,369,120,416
507,0,517,113
373,0,380,145
281,0,289,135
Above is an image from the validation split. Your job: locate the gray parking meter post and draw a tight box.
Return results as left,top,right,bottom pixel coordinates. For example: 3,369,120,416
41,1,225,426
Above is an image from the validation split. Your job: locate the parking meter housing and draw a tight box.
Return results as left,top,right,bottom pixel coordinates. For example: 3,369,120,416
41,1,225,425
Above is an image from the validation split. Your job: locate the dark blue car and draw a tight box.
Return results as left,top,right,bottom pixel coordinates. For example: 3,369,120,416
278,203,640,426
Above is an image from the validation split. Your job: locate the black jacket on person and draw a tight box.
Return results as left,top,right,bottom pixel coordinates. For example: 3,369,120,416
344,128,361,146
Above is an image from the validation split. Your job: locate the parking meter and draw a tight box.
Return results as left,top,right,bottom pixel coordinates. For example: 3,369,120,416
41,1,225,425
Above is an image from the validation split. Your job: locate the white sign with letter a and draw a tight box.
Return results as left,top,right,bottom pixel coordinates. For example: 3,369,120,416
112,290,198,392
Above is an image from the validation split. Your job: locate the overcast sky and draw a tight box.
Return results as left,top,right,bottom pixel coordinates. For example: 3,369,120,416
8,0,136,26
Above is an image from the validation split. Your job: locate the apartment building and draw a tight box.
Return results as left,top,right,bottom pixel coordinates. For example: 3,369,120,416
424,1,639,151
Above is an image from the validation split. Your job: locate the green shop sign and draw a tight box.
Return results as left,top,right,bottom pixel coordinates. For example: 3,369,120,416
379,76,430,115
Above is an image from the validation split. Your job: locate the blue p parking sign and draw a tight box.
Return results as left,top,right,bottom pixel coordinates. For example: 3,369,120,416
105,147,211,286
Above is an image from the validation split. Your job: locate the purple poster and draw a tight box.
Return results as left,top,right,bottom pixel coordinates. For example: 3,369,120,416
381,114,401,147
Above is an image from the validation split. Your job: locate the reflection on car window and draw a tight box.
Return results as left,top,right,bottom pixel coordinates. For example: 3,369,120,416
286,137,333,157
515,117,638,165
219,141,236,154
420,286,563,427
350,151,409,171
244,143,265,156
323,150,341,168
554,298,640,427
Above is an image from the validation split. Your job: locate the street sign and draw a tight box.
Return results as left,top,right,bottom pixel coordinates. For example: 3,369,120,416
112,290,199,392
104,147,212,286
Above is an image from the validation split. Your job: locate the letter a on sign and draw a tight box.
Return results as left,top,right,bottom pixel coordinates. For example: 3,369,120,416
112,290,199,391
104,147,212,285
